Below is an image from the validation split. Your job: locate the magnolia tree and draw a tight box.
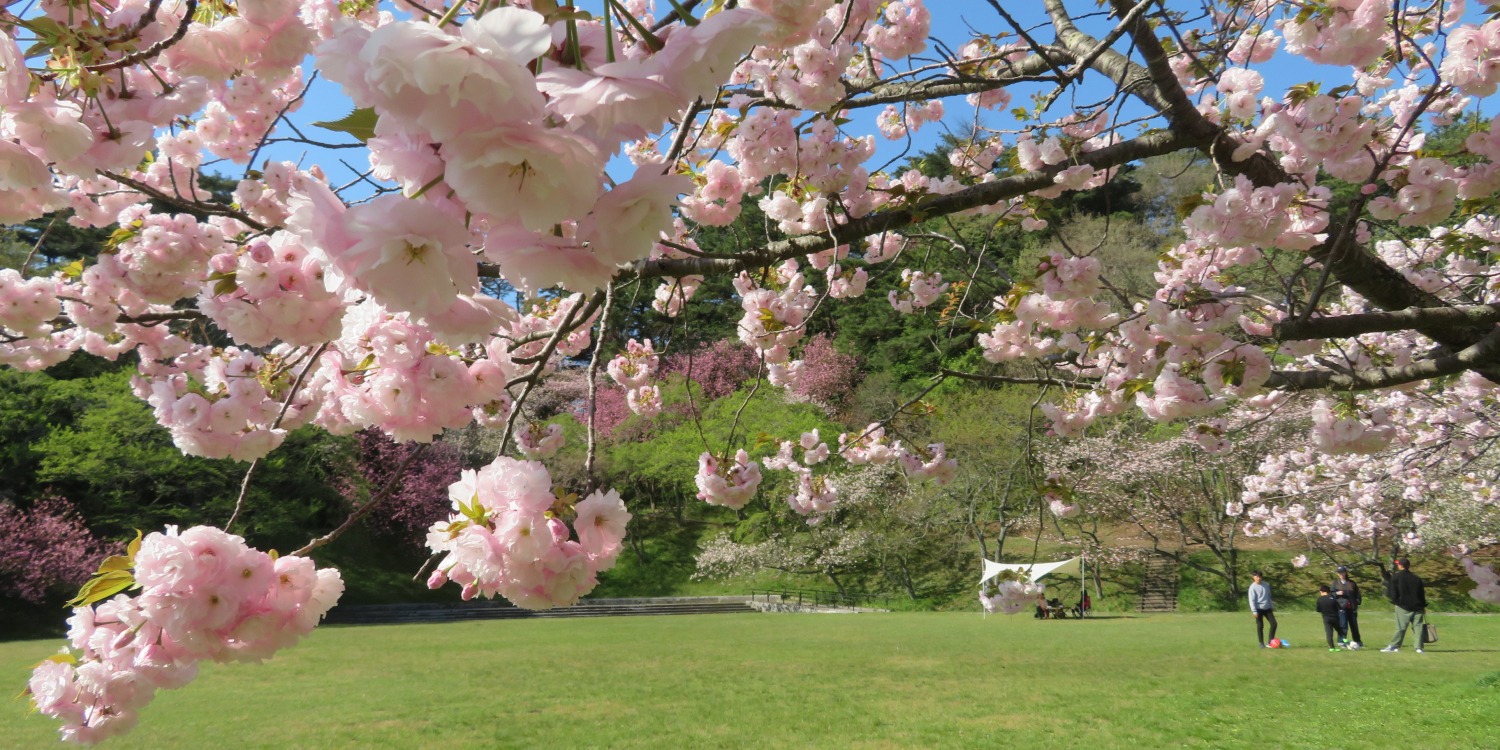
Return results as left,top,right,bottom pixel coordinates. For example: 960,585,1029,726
7,0,1500,741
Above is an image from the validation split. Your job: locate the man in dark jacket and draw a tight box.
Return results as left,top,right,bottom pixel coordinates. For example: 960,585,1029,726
1331,566,1363,648
1381,558,1428,653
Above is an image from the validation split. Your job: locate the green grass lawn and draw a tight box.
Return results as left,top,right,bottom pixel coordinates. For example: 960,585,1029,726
4,612,1498,749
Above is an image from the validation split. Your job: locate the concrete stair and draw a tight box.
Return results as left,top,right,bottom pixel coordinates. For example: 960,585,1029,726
322,596,758,626
1137,556,1180,613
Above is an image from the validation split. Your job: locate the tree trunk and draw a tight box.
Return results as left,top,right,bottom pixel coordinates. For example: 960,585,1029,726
897,555,918,600
826,569,847,597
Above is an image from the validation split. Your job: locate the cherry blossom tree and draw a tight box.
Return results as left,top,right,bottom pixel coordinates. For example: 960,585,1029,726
1041,404,1308,600
6,0,1500,740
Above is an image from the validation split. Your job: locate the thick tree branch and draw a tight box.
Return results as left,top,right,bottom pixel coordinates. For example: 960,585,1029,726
1276,305,1500,342
117,310,207,325
476,130,1197,283
1043,0,1175,114
1267,328,1500,392
840,50,1073,109
1099,0,1500,378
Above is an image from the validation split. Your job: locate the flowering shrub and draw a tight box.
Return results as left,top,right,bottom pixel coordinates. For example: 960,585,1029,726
348,429,463,549
0,497,116,604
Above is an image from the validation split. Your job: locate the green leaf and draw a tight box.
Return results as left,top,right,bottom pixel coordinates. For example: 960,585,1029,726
31,652,77,669
459,496,489,525
65,570,136,608
104,225,138,251
19,17,68,42
126,529,143,561
312,108,380,143
531,0,591,22
94,555,132,575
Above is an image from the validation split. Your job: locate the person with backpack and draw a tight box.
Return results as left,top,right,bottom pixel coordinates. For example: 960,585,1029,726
1248,571,1277,648
1331,566,1363,649
1316,585,1347,651
1381,558,1428,653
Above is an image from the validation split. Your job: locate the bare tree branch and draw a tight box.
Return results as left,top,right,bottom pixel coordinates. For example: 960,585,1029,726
1277,305,1500,342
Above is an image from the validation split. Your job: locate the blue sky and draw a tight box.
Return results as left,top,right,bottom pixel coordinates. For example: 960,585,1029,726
247,1,1498,194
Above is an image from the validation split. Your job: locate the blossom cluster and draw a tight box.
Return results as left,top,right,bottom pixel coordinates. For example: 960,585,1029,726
728,424,956,518
425,457,629,610
695,450,764,510
980,578,1044,616
607,338,662,418
26,527,342,744
1463,558,1500,606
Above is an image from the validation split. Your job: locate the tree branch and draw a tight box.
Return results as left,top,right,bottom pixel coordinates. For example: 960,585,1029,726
1099,0,1500,377
1267,328,1500,392
1276,304,1500,341
102,171,268,232
839,51,1073,109
938,368,1097,388
628,129,1199,281
85,0,196,73
292,444,430,557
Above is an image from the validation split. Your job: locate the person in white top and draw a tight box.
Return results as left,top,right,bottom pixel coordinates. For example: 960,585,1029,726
1247,571,1277,648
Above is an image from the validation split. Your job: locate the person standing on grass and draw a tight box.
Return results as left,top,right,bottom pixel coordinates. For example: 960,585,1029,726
1248,571,1277,648
1381,558,1428,654
1316,585,1347,651
1331,566,1363,648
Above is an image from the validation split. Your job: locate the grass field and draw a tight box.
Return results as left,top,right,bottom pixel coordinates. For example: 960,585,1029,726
4,612,1498,749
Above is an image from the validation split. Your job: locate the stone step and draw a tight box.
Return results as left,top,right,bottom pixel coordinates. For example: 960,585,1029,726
1136,557,1181,613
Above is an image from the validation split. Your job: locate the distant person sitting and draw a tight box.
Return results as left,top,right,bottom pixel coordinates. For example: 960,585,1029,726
1316,585,1347,651
1075,592,1092,619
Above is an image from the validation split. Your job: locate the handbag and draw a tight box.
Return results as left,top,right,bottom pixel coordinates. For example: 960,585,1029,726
1423,622,1439,644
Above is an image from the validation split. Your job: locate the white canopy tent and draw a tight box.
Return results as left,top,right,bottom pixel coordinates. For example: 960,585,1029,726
980,557,1082,586
980,556,1090,618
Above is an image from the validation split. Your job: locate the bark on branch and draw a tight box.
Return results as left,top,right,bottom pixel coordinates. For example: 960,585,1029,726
1276,305,1500,341
627,129,1200,281
1267,328,1500,392
1097,0,1500,380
